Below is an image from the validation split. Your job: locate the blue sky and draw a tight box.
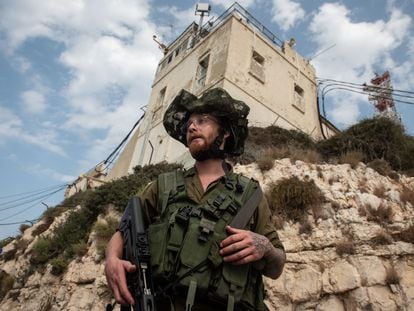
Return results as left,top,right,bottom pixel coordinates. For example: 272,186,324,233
1,0,413,239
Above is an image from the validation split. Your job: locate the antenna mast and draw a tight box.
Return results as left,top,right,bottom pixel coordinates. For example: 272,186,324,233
363,71,400,122
195,3,211,36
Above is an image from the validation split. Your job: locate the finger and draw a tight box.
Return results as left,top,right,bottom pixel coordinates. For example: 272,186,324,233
231,254,258,265
220,233,245,248
117,264,135,305
113,285,128,306
222,246,254,263
220,240,246,256
124,262,136,273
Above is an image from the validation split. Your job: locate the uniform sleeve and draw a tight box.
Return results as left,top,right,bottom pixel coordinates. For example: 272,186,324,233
253,195,285,251
138,181,160,225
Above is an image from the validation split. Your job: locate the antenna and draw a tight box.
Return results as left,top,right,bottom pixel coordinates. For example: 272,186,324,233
309,44,336,61
152,35,168,55
195,3,211,35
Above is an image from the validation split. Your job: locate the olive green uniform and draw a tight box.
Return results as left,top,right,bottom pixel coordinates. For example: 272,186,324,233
136,166,284,310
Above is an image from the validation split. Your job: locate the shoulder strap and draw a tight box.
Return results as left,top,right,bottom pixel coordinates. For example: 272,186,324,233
229,178,263,229
157,170,185,215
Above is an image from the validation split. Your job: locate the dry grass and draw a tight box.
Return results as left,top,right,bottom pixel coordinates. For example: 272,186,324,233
392,224,414,243
400,186,414,207
339,150,364,169
385,266,400,285
299,219,313,235
373,184,387,199
358,177,370,193
371,229,393,245
256,152,275,172
336,240,356,256
365,203,394,224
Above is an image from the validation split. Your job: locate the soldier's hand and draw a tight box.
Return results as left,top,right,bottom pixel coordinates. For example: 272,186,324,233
105,256,136,306
219,225,272,265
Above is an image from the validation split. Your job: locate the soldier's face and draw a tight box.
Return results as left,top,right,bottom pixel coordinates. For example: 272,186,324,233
186,113,220,156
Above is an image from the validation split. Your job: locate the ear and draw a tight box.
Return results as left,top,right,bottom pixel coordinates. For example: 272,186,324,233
223,130,230,139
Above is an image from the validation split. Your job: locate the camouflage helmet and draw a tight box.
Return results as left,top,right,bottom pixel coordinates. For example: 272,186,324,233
163,87,250,156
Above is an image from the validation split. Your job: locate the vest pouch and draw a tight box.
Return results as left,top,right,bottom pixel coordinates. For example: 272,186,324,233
148,222,168,277
178,218,214,291
221,264,249,300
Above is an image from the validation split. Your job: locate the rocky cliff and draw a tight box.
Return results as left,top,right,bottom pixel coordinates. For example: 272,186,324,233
1,159,413,310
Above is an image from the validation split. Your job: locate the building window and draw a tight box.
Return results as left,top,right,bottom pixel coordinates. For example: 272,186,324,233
249,50,265,83
293,83,305,112
153,87,166,121
195,54,210,90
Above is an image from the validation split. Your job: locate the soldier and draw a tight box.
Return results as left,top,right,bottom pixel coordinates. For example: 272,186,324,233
105,88,286,310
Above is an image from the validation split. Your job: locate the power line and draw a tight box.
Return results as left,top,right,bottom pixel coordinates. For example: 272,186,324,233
0,186,66,222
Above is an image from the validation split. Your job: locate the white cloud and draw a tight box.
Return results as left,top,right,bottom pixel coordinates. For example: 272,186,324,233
308,3,412,127
24,164,75,183
271,0,305,31
21,90,46,114
0,0,161,168
0,107,66,156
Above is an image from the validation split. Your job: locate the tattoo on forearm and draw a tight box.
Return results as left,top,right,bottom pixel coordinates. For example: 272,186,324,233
253,234,271,256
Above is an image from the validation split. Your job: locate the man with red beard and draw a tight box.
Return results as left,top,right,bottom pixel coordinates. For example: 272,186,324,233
105,88,285,311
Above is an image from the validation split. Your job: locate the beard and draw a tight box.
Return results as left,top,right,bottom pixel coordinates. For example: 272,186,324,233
188,136,225,161
188,138,210,160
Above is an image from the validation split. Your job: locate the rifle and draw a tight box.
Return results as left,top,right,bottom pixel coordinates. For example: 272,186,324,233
108,196,156,311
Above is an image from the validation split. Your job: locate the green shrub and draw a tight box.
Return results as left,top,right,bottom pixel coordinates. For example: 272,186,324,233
72,241,88,258
0,237,14,248
266,176,324,222
2,248,17,262
49,257,69,275
317,117,414,171
31,238,54,264
0,270,14,299
230,126,316,164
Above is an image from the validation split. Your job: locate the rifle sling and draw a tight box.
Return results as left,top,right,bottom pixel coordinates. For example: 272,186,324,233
229,186,262,229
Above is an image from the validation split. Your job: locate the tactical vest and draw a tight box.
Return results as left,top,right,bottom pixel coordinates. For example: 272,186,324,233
147,170,266,311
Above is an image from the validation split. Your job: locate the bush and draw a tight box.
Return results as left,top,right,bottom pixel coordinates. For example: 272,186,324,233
339,150,364,169
317,117,414,171
19,224,31,234
371,230,393,245
368,159,392,176
49,257,69,275
393,224,414,243
230,126,316,164
31,238,54,264
400,186,414,207
72,241,88,258
266,176,324,222
336,240,356,256
365,203,394,224
0,270,14,299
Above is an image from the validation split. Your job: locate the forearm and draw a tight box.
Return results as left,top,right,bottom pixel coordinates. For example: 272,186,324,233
262,245,286,279
106,231,124,260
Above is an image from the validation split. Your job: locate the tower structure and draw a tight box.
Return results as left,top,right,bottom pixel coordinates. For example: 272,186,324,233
105,3,338,181
364,71,399,121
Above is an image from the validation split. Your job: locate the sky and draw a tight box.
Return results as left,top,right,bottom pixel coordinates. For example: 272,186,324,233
1,0,413,240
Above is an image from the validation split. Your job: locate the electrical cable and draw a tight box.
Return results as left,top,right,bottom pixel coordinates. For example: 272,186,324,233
0,186,66,222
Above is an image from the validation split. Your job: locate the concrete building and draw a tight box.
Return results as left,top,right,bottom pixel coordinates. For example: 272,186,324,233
67,3,338,193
